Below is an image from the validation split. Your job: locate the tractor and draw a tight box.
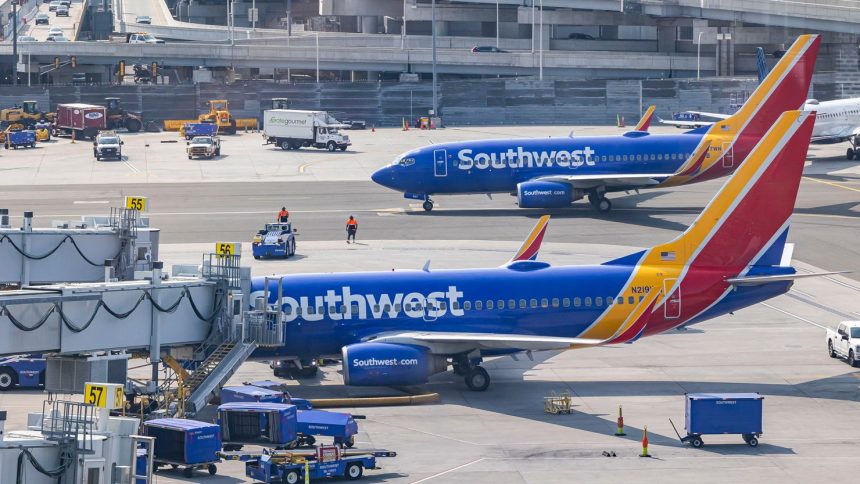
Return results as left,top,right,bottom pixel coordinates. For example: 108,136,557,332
0,101,55,128
104,97,143,133
198,100,237,134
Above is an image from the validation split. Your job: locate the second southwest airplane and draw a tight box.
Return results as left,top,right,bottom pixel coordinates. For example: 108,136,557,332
371,34,819,212
252,108,830,391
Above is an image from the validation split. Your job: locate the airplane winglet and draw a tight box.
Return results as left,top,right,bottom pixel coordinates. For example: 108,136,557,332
509,215,550,263
635,105,657,132
422,260,431,272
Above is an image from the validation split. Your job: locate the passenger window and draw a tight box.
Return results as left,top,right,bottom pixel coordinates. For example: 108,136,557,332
285,307,293,315
657,154,663,160
416,304,424,311
383,304,391,313
508,300,516,310
616,297,624,305
639,296,644,302
530,299,537,308
340,305,347,314
601,155,607,162
452,302,460,310
623,155,629,161
584,297,592,307
440,302,448,311
636,154,642,161
574,297,581,307
395,304,402,312
607,296,614,305
595,298,603,307
519,299,526,309
563,298,570,308
476,300,483,310
541,298,549,308
372,305,380,313
329,306,336,314
297,307,303,316
462,301,470,310
628,296,634,305
498,300,504,309
484,300,491,310
552,298,559,308
609,155,615,162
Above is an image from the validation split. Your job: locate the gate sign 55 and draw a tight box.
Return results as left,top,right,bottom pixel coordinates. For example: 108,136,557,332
124,196,147,212
84,382,125,410
216,242,241,256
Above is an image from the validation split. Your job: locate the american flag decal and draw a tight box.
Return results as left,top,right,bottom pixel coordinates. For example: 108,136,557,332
660,251,676,261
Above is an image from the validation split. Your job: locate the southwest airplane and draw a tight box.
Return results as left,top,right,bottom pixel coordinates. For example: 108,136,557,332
371,35,819,212
251,109,832,391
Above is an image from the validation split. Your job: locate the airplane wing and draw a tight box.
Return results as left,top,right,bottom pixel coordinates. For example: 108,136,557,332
656,116,714,128
684,111,731,120
538,173,674,190
810,125,860,144
368,331,605,353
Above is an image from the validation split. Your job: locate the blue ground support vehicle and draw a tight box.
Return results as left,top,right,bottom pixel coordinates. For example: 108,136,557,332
142,418,221,477
4,129,36,149
0,355,45,390
670,393,764,448
218,402,298,451
241,446,395,483
252,222,297,259
243,380,313,410
222,385,286,404
182,122,218,140
297,410,359,448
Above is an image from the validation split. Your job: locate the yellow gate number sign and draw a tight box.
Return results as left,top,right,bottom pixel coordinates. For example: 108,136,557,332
125,196,147,212
215,242,241,257
84,382,125,410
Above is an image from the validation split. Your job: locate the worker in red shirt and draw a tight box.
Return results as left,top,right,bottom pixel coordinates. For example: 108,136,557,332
346,216,358,244
277,207,289,223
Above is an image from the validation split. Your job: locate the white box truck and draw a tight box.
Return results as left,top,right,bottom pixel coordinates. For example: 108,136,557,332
263,110,351,152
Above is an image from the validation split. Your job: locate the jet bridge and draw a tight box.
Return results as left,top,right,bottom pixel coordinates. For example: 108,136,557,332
0,208,158,286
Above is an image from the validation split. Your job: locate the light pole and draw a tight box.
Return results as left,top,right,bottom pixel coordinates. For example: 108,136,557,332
252,0,256,31
229,0,235,46
315,32,320,82
531,0,535,53
538,0,543,80
495,0,499,48
402,0,406,49
697,31,703,80
431,0,437,119
12,0,18,86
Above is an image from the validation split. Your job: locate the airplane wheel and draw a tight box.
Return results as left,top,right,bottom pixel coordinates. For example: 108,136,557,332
597,198,612,212
848,148,855,160
423,200,434,211
465,366,490,392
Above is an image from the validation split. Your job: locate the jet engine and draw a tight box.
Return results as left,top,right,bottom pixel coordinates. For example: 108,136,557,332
342,342,448,386
516,180,583,208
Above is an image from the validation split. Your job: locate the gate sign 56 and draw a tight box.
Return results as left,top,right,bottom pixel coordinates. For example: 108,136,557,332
216,242,241,256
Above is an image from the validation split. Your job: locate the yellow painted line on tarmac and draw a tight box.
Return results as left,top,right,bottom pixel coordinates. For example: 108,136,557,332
803,176,860,194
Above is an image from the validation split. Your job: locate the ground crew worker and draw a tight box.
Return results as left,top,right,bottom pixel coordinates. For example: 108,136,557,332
277,207,289,223
346,215,358,244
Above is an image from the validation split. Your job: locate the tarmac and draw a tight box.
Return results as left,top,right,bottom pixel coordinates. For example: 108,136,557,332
0,124,859,483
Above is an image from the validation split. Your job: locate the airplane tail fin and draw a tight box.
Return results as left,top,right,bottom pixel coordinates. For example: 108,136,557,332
634,105,656,132
654,110,814,270
508,215,550,263
755,47,769,83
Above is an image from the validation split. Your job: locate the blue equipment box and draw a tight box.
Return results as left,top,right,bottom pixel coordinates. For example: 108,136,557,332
686,393,763,435
244,380,313,410
297,410,358,446
143,418,221,465
221,385,285,404
183,122,218,138
218,402,298,446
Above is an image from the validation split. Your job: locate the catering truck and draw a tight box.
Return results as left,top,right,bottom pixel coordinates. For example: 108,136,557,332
55,103,107,139
263,110,350,152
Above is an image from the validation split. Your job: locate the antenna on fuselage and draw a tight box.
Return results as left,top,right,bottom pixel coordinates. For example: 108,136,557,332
422,260,431,272
568,130,574,138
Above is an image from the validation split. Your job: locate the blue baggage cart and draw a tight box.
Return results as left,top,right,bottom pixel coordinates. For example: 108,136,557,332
670,393,764,448
244,380,313,410
297,410,359,448
182,122,218,140
218,402,298,451
221,385,285,404
142,418,221,477
5,130,36,149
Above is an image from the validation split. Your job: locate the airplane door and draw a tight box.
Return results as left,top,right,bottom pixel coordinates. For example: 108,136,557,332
423,299,439,322
434,149,448,177
721,142,734,169
663,279,681,319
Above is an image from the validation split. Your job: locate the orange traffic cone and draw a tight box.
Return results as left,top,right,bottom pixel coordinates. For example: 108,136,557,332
615,406,626,436
402,118,409,131
617,114,625,128
372,126,376,133
640,425,650,457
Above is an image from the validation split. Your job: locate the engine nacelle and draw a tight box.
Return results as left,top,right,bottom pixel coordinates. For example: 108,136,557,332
517,180,581,208
342,343,448,386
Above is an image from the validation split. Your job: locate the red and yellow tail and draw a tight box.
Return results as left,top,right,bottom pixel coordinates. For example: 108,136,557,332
509,215,550,262
635,105,656,132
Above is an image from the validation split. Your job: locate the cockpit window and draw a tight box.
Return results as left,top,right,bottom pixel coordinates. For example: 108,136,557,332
398,157,415,166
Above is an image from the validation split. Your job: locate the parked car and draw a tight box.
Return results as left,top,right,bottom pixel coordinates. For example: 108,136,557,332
47,27,63,36
56,6,69,16
48,1,61,11
136,15,152,24
59,0,71,6
35,13,49,25
46,35,69,42
471,45,507,53
568,33,596,40
17,36,37,42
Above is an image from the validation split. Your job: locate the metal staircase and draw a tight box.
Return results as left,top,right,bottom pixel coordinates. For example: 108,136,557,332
184,339,258,416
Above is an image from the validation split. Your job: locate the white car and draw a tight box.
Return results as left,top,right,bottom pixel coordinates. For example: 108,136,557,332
48,1,61,11
47,27,64,37
46,35,69,42
136,15,152,24
827,321,860,366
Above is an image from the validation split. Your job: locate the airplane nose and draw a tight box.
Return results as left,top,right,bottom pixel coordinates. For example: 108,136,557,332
371,166,395,189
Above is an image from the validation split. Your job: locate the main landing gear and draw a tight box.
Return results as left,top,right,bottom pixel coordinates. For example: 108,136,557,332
847,136,860,160
453,355,490,391
587,191,612,213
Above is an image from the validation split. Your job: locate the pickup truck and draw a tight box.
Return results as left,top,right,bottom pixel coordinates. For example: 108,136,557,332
93,131,123,160
187,135,221,159
826,321,860,366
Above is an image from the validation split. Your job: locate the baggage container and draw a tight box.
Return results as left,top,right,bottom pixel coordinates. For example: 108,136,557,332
221,385,284,404
297,410,359,448
244,380,312,409
142,418,221,477
671,393,764,448
218,402,297,450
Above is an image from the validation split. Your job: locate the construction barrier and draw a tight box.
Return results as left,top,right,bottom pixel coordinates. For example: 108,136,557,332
235,118,258,130
163,119,196,131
